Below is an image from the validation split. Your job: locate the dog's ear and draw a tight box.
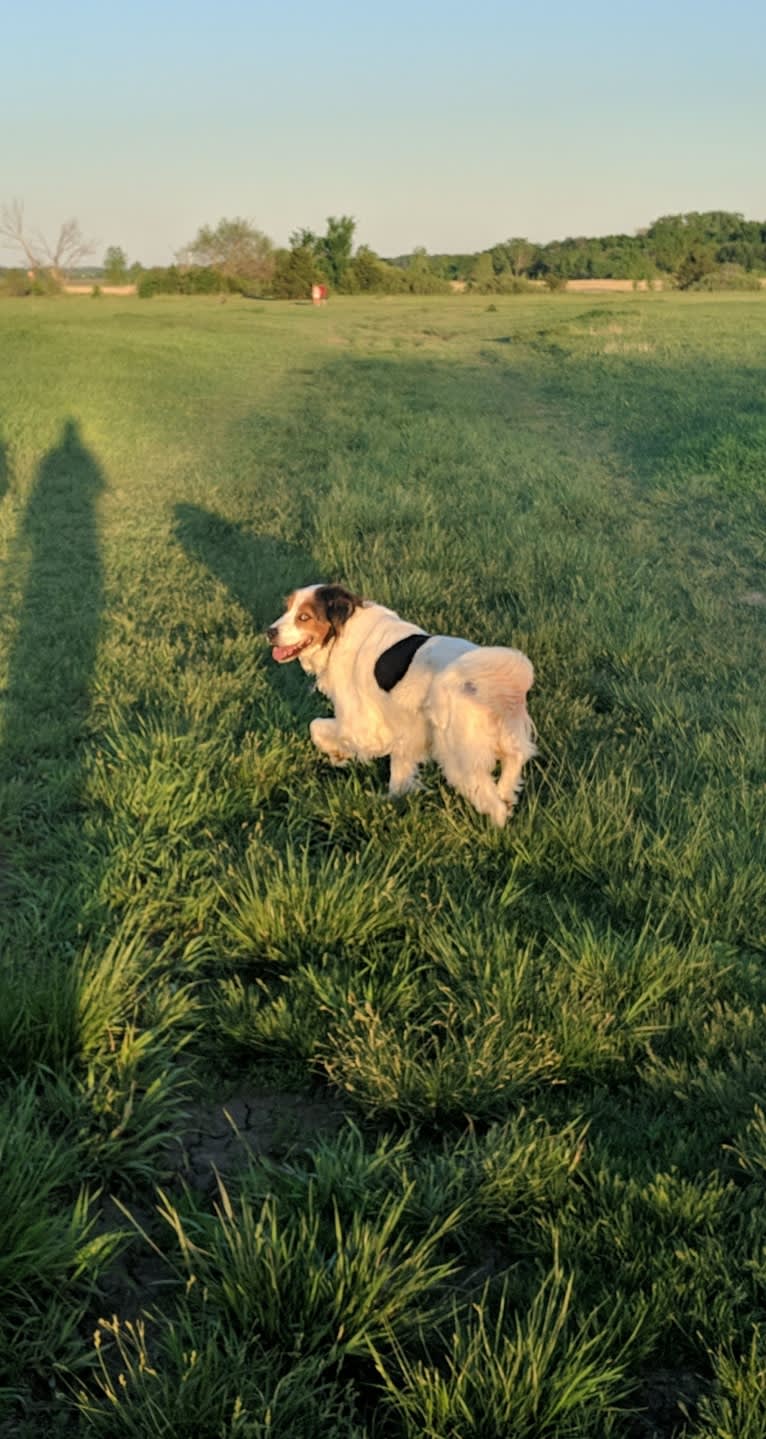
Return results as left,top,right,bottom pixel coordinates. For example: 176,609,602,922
314,584,360,638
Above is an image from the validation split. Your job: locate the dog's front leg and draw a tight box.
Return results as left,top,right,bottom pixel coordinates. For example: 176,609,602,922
389,749,420,797
310,717,351,766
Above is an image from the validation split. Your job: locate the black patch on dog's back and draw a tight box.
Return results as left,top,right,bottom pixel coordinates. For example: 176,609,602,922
374,633,431,692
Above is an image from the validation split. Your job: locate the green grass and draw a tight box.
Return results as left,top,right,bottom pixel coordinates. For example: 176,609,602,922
1,290,765,1435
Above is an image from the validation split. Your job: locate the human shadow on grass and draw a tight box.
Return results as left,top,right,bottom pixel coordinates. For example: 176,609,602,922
0,432,10,503
0,418,104,940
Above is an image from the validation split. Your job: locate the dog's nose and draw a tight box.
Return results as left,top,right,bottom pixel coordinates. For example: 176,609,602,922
266,625,278,643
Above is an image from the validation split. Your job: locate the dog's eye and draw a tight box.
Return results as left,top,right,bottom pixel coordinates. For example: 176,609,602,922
297,612,310,622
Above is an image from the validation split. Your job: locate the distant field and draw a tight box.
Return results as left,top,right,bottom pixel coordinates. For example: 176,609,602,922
1,291,765,1436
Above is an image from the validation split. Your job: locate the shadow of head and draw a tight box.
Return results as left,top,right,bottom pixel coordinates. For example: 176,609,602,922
173,503,317,628
23,418,104,541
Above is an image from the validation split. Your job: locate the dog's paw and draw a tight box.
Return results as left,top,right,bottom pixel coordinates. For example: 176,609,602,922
389,776,421,799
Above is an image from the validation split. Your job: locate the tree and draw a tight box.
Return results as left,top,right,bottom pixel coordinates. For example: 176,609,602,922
271,244,321,299
0,199,94,280
508,237,535,276
180,217,274,290
469,252,496,292
489,237,536,277
289,227,319,251
318,215,356,288
103,245,128,285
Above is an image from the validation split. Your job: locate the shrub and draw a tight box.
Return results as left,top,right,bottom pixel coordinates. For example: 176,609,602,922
402,249,451,294
342,247,407,294
31,271,63,295
495,274,533,294
137,265,232,298
543,272,568,292
691,263,763,291
0,268,33,297
676,246,717,289
0,268,61,297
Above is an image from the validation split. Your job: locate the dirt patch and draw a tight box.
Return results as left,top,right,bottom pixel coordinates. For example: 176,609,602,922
181,1088,346,1192
64,284,137,296
92,1088,347,1325
566,278,660,292
603,340,654,354
740,590,766,606
627,1368,705,1437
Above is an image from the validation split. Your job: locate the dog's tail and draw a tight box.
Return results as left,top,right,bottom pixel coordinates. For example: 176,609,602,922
446,645,535,721
427,645,536,756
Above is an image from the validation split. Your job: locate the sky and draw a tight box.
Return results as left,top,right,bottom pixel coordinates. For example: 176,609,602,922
1,0,764,266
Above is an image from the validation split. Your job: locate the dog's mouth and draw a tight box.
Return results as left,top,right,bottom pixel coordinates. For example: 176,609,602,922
271,638,313,663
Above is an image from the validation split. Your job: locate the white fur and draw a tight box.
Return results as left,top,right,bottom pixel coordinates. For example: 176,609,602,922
269,586,536,827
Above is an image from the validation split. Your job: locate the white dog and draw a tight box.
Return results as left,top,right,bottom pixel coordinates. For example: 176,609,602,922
266,584,536,827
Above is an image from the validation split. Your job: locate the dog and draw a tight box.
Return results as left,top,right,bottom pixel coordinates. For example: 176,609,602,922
266,584,536,827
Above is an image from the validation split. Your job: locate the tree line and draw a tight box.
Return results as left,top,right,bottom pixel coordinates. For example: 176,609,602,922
2,204,765,297
135,217,454,298
456,212,766,291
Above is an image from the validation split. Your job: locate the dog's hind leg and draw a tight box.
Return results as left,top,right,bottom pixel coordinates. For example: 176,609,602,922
431,727,509,827
453,764,509,827
468,770,509,827
496,746,526,811
496,714,536,811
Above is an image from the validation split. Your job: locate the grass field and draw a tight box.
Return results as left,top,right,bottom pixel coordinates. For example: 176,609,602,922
1,290,765,1436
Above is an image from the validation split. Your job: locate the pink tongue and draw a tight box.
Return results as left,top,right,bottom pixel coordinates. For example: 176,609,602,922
272,645,293,662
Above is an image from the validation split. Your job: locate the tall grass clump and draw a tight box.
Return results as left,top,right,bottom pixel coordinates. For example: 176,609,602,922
219,839,412,967
0,1083,122,1411
81,1323,364,1439
376,1262,630,1438
153,1171,460,1359
690,1332,766,1438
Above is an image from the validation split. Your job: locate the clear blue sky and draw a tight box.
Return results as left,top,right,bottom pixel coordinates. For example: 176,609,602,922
1,0,764,265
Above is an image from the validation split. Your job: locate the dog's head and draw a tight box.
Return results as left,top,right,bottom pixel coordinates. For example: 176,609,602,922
266,584,360,664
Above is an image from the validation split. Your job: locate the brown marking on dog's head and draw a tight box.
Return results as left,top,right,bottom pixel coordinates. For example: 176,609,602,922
312,584,361,643
287,593,333,648
266,583,361,662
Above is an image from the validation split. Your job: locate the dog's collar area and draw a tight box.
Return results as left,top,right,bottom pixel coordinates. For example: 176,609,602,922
374,633,431,692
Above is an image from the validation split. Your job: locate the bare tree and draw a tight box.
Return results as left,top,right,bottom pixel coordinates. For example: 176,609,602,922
0,200,95,279
0,200,41,269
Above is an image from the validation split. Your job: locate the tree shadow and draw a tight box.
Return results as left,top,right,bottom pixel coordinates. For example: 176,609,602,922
0,418,104,939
